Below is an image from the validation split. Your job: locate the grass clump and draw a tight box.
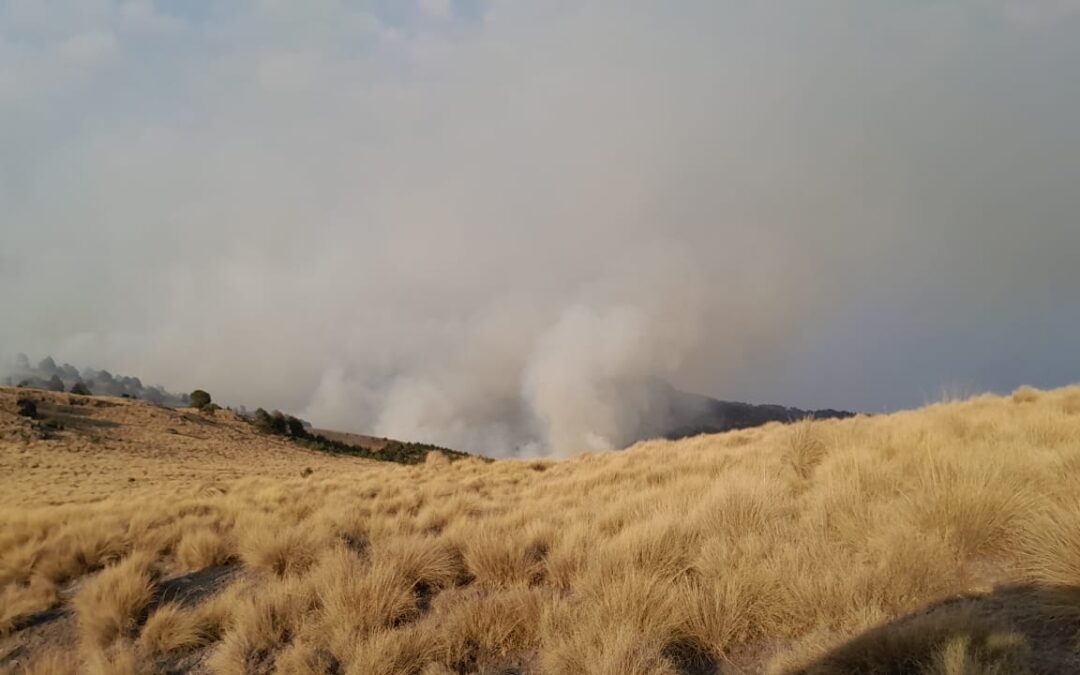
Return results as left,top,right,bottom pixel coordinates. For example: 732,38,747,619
72,551,157,648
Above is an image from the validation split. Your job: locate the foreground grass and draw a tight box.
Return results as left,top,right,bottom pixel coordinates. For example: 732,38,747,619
2,386,1080,673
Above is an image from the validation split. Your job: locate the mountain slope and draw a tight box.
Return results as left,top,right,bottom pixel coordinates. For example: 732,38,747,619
0,387,447,508
2,385,1080,674
645,383,855,441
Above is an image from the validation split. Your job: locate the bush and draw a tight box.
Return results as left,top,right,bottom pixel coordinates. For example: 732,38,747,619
201,403,222,416
70,381,92,396
189,389,212,410
252,408,271,432
247,406,469,465
286,416,308,438
16,397,37,419
46,375,65,392
253,408,285,435
252,408,309,439
269,411,287,435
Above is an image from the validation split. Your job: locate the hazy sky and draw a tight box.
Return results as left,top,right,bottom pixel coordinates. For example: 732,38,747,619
2,1,1079,456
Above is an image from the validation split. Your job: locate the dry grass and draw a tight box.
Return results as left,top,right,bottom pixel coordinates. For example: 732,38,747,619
2,385,1080,673
72,550,157,648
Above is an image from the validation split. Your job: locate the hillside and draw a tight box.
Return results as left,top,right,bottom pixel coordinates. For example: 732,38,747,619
0,388,432,509
643,383,855,441
2,386,1080,674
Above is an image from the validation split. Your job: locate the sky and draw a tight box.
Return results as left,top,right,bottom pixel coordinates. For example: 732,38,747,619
2,1,1079,456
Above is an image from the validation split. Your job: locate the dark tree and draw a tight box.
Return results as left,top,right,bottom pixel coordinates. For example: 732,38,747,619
286,416,308,438
46,375,65,392
38,356,57,374
253,408,274,433
70,381,92,396
252,408,291,435
120,376,142,390
269,411,288,435
189,389,212,409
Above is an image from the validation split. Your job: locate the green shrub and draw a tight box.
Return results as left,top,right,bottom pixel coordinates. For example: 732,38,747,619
189,389,212,410
252,409,308,438
286,416,308,438
253,408,283,434
247,406,473,465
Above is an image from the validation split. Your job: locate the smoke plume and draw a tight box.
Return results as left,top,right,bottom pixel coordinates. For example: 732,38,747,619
3,2,1080,455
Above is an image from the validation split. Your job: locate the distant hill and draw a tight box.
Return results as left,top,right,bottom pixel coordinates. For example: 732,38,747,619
5,355,856,451
652,383,856,440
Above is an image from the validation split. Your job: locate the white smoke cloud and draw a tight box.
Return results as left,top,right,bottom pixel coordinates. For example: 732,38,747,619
3,1,1080,455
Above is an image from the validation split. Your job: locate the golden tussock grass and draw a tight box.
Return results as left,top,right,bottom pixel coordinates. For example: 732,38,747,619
138,602,217,655
175,528,234,573
2,384,1080,673
11,650,79,675
71,550,157,648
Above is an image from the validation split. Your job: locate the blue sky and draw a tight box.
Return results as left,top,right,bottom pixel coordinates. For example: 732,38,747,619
2,1,1079,454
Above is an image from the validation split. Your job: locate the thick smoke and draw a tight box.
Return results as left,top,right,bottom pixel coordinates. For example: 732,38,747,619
295,242,731,455
3,2,1080,456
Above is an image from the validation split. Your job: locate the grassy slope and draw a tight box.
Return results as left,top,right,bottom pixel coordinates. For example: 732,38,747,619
2,385,1080,674
0,388,384,508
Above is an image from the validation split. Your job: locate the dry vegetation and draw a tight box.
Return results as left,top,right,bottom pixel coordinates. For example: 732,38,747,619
2,385,1080,674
